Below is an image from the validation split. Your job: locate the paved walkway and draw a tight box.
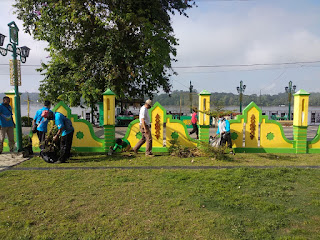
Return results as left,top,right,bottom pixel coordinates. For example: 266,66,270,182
0,153,29,172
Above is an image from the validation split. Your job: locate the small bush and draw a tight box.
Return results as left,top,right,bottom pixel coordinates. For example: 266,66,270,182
198,142,230,160
22,134,32,148
168,139,232,160
168,139,201,158
21,116,33,127
42,125,59,153
22,134,33,158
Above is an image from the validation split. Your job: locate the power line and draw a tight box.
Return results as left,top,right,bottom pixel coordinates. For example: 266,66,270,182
0,64,42,67
175,65,320,74
173,60,320,69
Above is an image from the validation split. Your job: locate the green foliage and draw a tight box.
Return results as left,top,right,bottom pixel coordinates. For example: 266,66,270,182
153,91,320,108
168,139,199,158
22,134,32,149
198,142,231,160
13,0,195,107
42,125,59,154
21,116,33,127
168,139,231,160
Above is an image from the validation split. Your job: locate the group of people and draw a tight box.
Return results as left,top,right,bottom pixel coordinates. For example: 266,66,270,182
32,101,74,163
1,96,233,158
0,97,74,163
189,107,233,152
113,100,234,157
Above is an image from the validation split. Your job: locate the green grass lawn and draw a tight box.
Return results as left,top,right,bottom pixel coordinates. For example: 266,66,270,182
1,154,320,239
16,152,320,168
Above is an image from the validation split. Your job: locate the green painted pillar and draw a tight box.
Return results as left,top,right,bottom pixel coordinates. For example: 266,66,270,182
103,89,116,152
104,125,115,152
199,125,210,143
293,126,308,154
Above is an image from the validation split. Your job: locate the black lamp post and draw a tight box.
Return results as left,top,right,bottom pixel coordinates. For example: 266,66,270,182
237,80,246,113
0,21,31,151
285,81,296,120
0,33,6,46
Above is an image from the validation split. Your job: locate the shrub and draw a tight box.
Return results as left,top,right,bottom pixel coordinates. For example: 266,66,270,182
168,139,231,160
21,116,33,127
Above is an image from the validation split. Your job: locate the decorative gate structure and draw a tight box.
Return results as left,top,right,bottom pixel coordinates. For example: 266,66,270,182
229,102,294,153
6,87,320,155
124,102,197,152
31,101,104,152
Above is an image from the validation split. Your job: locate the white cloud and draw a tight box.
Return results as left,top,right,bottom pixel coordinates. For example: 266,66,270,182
173,4,320,66
170,2,320,94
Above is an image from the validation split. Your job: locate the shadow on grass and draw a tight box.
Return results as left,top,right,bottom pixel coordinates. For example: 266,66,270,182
257,153,298,161
69,152,169,163
69,153,138,163
215,154,236,162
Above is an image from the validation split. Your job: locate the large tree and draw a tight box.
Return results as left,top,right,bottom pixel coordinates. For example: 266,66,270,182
14,0,195,107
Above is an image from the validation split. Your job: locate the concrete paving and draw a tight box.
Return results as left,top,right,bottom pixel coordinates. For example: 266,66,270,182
0,153,28,172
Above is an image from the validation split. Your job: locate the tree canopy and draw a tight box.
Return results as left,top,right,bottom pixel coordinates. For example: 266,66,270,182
14,0,195,106
153,90,317,108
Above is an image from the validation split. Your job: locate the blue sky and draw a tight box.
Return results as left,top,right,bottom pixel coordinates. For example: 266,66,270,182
1,0,320,95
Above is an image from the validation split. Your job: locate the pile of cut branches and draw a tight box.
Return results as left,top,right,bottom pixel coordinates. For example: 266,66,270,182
168,139,231,160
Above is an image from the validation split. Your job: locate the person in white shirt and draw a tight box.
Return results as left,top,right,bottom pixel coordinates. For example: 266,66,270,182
133,99,154,156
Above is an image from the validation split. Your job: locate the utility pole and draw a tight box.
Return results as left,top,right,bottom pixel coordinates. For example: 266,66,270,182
189,81,193,113
24,93,33,126
179,92,182,119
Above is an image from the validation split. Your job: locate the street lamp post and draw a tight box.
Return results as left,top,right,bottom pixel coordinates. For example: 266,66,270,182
0,21,30,152
285,81,296,120
236,80,246,113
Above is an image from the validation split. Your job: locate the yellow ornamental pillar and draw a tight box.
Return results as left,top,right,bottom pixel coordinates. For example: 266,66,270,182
198,90,211,125
293,89,310,154
5,89,16,123
103,89,116,152
198,90,211,142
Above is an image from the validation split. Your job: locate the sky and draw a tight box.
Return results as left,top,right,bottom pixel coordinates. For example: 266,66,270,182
1,0,320,96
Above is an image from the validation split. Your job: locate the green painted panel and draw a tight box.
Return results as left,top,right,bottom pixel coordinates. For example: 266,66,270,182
308,149,320,153
234,148,295,153
73,147,104,153
133,147,168,153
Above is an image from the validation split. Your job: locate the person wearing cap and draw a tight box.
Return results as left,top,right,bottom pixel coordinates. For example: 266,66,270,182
132,99,154,156
46,111,74,163
0,96,15,153
32,100,53,152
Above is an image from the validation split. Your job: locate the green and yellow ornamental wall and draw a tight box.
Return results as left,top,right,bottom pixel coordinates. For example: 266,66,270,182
2,88,320,154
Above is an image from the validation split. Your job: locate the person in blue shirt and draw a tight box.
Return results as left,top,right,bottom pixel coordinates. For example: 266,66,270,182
32,100,53,152
215,116,234,154
47,111,74,163
0,96,15,153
